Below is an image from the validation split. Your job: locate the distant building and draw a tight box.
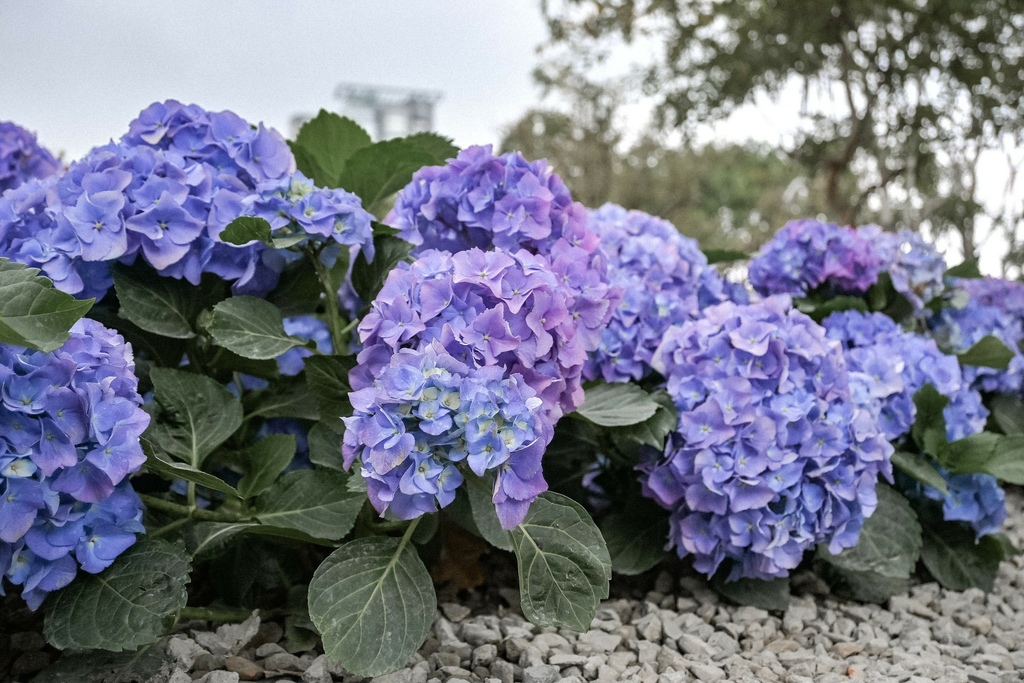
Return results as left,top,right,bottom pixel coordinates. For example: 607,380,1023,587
291,84,442,140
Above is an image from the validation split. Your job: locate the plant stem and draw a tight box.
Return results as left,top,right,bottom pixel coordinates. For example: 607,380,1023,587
139,494,244,523
178,606,288,623
150,516,192,538
308,247,347,351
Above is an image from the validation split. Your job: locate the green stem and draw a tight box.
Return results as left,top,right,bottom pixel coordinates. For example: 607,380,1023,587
178,606,288,623
150,516,192,538
396,517,421,557
308,247,347,351
186,481,197,510
140,494,245,523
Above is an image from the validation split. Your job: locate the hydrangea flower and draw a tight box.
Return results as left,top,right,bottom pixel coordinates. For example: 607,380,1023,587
861,227,947,310
0,319,149,608
748,219,882,298
583,204,742,382
355,248,600,424
929,280,1024,395
0,101,297,299
641,296,892,581
344,343,548,528
907,469,1007,538
0,122,61,194
387,145,619,341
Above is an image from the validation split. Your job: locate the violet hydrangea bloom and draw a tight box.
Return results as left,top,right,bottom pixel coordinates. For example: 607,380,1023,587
0,319,149,609
344,343,548,528
748,219,882,298
0,122,61,194
583,204,742,383
911,469,1007,538
641,296,892,581
860,226,946,310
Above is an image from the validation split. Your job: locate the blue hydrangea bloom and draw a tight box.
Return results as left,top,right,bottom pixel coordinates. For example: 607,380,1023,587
0,101,296,300
748,219,883,298
860,226,946,310
0,319,148,609
0,122,61,194
911,469,1007,538
344,343,548,528
583,204,742,383
641,296,892,581
929,279,1024,395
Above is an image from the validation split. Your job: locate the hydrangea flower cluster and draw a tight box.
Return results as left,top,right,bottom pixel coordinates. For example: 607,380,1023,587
906,468,1007,538
388,145,619,337
822,310,988,443
0,319,149,609
0,101,296,300
344,344,548,528
748,219,882,298
583,204,740,383
355,248,601,423
0,122,61,194
862,226,947,310
930,281,1024,395
641,296,892,581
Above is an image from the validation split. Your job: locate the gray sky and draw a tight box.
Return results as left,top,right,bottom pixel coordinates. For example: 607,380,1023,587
0,1,547,159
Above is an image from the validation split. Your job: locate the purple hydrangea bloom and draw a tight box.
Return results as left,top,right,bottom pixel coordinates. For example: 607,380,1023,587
860,226,946,310
641,296,892,581
909,469,1007,538
0,122,61,194
583,204,743,382
748,219,882,298
1,319,148,609
355,248,600,424
929,279,1024,395
343,343,549,528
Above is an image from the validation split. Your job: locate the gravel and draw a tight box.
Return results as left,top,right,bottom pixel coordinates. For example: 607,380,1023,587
19,489,1024,683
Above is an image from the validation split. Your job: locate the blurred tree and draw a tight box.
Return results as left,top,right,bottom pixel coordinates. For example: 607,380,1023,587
537,0,1024,262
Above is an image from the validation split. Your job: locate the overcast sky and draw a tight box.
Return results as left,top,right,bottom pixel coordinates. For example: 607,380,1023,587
0,1,548,158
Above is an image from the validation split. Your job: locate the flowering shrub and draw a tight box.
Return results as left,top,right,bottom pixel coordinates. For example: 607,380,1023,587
0,121,61,193
641,297,892,580
863,226,947,310
0,319,148,608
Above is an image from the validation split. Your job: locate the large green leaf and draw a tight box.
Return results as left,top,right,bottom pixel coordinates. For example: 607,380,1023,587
891,450,948,494
990,395,1024,435
337,140,437,211
350,229,413,306
818,484,921,579
920,519,1004,591
945,433,1024,484
309,536,436,677
466,478,513,552
237,434,297,499
0,258,93,352
307,422,345,470
220,216,274,245
609,389,678,451
44,539,191,652
113,263,200,339
957,334,1015,370
142,452,241,498
207,296,305,360
712,575,791,611
403,132,459,162
510,492,612,631
305,355,355,433
255,469,362,541
945,260,982,279
243,375,320,421
703,249,748,264
291,111,373,188
601,503,669,576
145,368,244,468
911,384,950,458
818,563,910,604
575,383,660,427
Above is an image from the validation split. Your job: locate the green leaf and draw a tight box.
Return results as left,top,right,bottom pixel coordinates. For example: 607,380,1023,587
44,539,191,652
243,375,320,421
911,384,950,458
601,503,669,576
703,249,748,264
957,335,1015,370
948,434,1024,485
799,295,868,323
403,132,459,162
185,522,258,558
238,434,297,499
920,520,1003,591
891,451,948,494
510,492,612,631
145,368,244,468
350,230,413,306
113,263,200,339
308,422,346,470
609,389,678,450
0,258,93,352
142,452,241,498
575,383,660,427
305,355,355,434
207,296,305,360
255,469,362,540
291,111,373,188
465,478,513,551
309,536,436,677
818,563,910,604
337,140,438,211
990,395,1024,435
818,484,921,579
711,575,790,611
945,260,982,279
220,216,273,245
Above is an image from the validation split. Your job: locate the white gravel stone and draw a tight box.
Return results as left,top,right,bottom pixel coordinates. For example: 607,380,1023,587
576,631,622,654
